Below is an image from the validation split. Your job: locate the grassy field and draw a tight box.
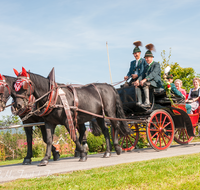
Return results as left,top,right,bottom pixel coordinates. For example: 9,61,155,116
1,153,200,189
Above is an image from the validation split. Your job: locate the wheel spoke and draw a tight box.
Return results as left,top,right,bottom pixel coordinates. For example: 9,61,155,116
163,121,171,129
127,136,133,146
155,115,159,126
130,134,136,140
161,116,167,127
164,132,171,139
151,132,159,138
184,129,190,140
161,133,168,145
120,137,125,148
126,137,128,148
159,135,162,147
149,121,159,129
149,129,159,132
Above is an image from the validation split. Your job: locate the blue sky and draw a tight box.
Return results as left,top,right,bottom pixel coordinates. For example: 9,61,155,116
0,0,200,118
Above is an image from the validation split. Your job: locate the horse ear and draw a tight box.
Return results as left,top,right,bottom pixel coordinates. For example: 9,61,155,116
0,74,3,81
13,68,19,76
21,67,28,77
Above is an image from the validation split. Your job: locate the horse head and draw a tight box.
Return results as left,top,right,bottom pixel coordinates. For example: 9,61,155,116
13,67,35,115
0,74,11,112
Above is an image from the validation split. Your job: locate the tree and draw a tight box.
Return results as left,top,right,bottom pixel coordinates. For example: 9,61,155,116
160,49,197,92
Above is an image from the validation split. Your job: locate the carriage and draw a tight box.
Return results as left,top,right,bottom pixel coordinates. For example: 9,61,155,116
111,82,199,152
0,67,199,166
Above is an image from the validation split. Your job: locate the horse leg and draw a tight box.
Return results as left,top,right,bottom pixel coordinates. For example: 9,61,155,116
38,123,55,166
74,124,88,157
40,125,60,161
23,127,33,165
112,125,122,155
67,124,87,161
96,118,111,158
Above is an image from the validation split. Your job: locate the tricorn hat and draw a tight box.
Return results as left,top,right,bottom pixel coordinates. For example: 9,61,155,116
133,41,142,53
144,43,155,57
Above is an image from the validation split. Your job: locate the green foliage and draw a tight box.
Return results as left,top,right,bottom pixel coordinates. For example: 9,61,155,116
32,138,46,157
160,49,197,92
87,132,106,153
136,135,148,149
0,115,21,126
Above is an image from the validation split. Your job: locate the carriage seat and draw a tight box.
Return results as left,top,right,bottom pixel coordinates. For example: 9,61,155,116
154,87,165,96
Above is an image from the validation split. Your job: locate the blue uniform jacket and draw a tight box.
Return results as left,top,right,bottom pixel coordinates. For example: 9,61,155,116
143,61,162,88
126,58,147,80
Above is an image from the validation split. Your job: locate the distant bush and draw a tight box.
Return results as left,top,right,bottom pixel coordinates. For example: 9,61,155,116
87,132,106,153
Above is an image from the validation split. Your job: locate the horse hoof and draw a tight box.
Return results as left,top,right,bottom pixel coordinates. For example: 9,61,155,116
53,151,60,161
74,150,80,157
22,158,32,165
79,156,87,162
103,152,111,158
38,160,49,166
115,146,122,155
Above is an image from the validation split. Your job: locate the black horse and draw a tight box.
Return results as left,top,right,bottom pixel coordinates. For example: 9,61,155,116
14,67,131,166
0,74,60,164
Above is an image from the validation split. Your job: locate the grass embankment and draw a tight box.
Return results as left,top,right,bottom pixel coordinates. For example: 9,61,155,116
1,153,200,189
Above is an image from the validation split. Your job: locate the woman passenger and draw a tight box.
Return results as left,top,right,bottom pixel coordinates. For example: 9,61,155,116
186,77,200,114
174,79,186,98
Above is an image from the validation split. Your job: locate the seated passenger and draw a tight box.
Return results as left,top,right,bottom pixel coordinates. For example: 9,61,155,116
174,79,187,98
186,77,200,114
168,76,191,114
135,44,162,107
124,41,147,84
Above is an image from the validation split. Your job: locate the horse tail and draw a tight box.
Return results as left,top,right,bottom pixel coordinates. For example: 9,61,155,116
89,118,102,136
113,87,132,136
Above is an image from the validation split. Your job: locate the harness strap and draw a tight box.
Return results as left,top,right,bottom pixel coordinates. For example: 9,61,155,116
58,88,76,141
67,85,79,129
91,84,105,118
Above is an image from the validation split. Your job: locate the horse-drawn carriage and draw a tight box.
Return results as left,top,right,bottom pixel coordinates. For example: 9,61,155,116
0,67,199,166
113,82,199,151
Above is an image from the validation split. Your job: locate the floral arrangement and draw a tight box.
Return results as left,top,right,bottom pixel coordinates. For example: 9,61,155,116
162,79,174,105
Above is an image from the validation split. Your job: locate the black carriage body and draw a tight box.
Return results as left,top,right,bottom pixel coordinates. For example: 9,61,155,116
117,85,195,136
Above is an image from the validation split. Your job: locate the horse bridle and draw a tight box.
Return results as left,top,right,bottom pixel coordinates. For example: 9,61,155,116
0,76,11,111
13,76,35,116
0,76,11,110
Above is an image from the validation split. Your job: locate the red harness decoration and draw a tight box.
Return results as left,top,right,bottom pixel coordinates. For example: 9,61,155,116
14,78,29,92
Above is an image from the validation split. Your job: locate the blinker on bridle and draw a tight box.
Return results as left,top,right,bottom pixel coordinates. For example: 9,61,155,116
0,75,11,110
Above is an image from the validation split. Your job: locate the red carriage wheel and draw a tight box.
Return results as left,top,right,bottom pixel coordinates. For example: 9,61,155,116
147,109,175,151
174,127,195,144
111,124,139,151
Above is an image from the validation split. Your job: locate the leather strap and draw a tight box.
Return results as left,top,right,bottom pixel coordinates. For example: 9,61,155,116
58,88,76,141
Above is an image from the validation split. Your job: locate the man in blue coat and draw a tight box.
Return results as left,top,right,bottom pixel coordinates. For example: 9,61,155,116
124,41,147,85
136,44,162,107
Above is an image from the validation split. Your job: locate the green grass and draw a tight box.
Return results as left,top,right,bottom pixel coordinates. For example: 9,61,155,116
1,153,200,189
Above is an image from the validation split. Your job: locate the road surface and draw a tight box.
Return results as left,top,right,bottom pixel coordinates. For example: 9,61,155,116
1,142,200,183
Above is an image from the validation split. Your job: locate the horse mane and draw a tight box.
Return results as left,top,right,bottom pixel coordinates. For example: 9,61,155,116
28,72,50,99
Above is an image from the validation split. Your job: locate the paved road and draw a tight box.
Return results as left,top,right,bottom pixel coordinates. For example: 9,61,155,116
1,142,200,183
